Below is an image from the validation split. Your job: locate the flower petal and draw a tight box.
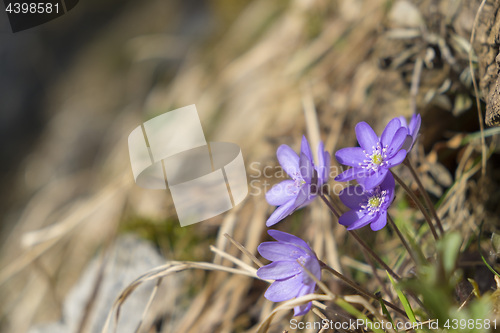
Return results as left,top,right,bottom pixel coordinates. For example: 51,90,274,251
294,185,313,209
293,284,315,316
301,136,313,163
293,302,312,317
258,242,303,261
316,142,330,184
277,144,300,178
387,127,408,156
370,210,387,231
339,185,369,209
409,114,421,138
346,212,377,230
335,147,366,167
265,199,297,227
257,261,300,280
264,275,303,302
321,150,331,183
386,149,407,168
268,230,311,251
379,173,396,209
299,152,313,183
401,136,414,151
334,167,362,182
381,118,402,147
407,114,421,151
398,116,408,128
338,209,364,227
358,168,388,190
266,180,297,206
301,257,321,284
355,122,378,151
380,171,395,191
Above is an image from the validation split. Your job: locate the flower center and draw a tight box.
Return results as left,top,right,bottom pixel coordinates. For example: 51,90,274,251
368,196,381,207
371,152,383,165
359,142,388,172
360,187,388,215
287,172,306,195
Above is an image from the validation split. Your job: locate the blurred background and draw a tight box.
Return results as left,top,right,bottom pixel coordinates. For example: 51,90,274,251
1,0,500,332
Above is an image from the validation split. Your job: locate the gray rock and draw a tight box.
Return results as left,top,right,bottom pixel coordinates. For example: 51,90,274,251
29,235,169,333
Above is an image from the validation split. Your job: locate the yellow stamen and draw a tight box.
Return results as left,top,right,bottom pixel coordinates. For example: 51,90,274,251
368,197,381,207
371,153,383,165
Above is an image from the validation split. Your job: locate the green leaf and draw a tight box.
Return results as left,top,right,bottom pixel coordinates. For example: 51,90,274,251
479,221,500,279
491,232,500,257
377,295,395,327
437,232,462,275
387,272,417,323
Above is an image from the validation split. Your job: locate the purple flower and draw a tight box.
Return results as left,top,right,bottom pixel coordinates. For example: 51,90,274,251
398,113,421,152
265,136,330,227
334,118,407,189
338,172,395,231
257,230,321,316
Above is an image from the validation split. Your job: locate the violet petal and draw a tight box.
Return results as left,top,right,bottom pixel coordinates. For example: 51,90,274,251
359,168,388,190
268,229,311,251
265,180,297,206
258,242,303,261
386,149,407,168
335,147,366,167
338,209,365,227
257,261,301,280
299,152,313,183
265,199,296,227
276,144,300,178
355,122,378,151
301,135,313,163
387,127,408,155
334,167,360,182
370,211,387,231
381,118,402,147
346,212,377,230
264,275,303,302
293,285,314,316
294,184,312,209
321,150,331,182
339,185,369,209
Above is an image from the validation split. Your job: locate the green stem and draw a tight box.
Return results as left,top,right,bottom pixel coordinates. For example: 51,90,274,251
391,171,439,241
348,230,401,281
403,158,445,235
319,193,340,219
320,262,408,318
387,214,418,265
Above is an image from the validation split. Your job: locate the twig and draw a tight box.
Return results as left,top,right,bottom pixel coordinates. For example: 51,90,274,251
224,233,263,268
348,230,401,281
391,171,439,240
387,214,418,265
403,159,444,235
321,262,407,318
